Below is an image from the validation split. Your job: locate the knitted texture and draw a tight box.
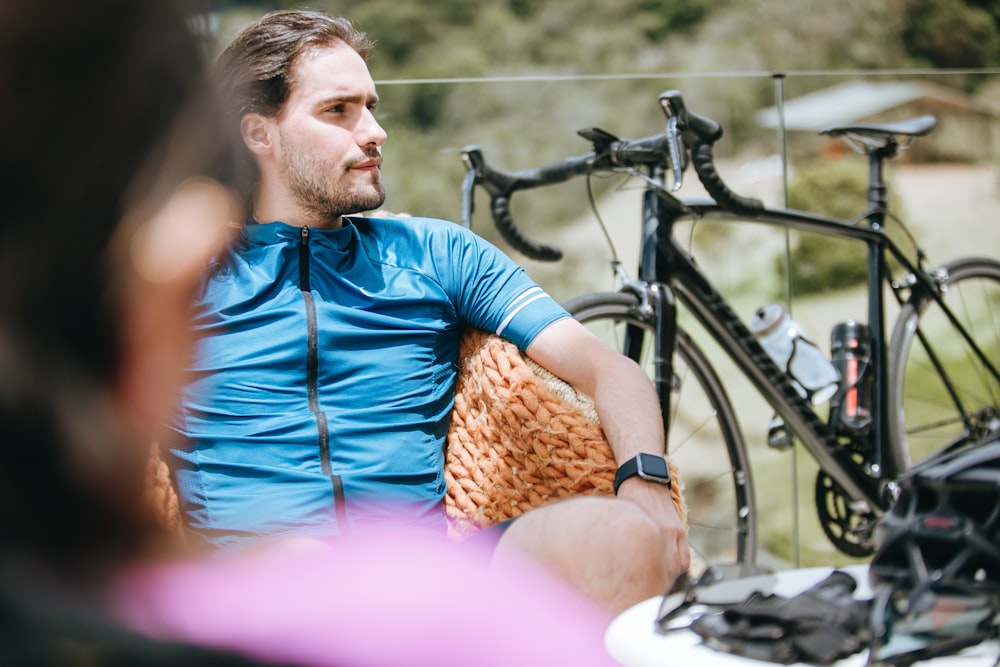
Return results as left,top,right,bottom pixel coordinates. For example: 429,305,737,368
148,444,181,533
444,329,686,538
148,328,686,538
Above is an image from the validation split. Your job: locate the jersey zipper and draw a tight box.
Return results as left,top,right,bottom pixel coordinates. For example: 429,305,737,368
299,226,350,532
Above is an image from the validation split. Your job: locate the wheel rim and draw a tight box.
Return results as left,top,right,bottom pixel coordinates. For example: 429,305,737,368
890,259,1000,468
566,293,756,567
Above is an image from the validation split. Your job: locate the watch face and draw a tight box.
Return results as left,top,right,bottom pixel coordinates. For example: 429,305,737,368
638,453,670,479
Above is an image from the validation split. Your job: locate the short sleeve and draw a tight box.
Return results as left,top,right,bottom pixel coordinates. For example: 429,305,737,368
429,221,569,350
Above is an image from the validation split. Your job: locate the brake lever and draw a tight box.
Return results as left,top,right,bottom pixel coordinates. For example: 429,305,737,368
659,93,688,192
460,166,476,229
665,114,684,192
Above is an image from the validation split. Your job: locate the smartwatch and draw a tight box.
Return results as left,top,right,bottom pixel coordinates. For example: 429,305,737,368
613,453,671,495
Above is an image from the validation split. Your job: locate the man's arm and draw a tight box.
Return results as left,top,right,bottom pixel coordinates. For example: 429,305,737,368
524,317,690,569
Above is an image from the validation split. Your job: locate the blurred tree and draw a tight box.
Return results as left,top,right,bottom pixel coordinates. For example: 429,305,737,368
637,0,724,40
899,0,1000,68
202,0,994,276
779,160,869,295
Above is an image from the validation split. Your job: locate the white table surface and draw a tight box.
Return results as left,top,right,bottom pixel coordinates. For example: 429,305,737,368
604,565,998,667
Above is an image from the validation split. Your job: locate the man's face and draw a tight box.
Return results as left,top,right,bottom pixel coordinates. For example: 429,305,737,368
271,42,387,225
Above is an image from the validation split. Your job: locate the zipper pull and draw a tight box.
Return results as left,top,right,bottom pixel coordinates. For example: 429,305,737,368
298,226,311,290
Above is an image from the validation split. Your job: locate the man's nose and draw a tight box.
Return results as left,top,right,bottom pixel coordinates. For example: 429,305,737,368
358,108,386,146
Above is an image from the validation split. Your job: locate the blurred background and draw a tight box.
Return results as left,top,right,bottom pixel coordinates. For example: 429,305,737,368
195,0,1000,568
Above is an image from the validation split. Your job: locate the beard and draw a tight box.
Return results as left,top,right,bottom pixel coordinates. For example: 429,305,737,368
280,141,386,225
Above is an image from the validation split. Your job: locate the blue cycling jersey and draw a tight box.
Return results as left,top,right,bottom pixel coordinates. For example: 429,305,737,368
166,216,568,549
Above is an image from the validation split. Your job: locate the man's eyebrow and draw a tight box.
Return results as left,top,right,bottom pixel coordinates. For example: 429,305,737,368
319,92,379,107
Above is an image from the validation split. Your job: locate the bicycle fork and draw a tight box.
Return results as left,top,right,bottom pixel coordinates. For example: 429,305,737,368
618,272,678,449
650,285,678,439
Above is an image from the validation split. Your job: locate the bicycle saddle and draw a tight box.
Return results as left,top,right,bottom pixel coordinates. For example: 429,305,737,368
820,115,937,139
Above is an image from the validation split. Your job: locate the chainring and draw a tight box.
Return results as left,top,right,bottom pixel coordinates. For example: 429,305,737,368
815,471,876,558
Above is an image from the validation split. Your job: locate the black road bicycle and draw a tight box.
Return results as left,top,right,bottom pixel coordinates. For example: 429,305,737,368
460,90,1000,568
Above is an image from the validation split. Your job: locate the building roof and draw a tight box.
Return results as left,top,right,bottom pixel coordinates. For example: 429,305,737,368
755,80,981,131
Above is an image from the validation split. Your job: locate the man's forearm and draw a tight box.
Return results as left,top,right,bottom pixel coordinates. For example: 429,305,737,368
589,354,666,465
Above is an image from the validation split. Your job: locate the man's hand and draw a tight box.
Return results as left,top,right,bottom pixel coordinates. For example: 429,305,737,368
527,317,692,581
616,475,690,578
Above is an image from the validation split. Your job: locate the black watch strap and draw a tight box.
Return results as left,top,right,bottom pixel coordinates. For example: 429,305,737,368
613,453,671,495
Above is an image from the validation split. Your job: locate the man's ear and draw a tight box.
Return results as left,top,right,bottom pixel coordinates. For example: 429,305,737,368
114,179,240,443
240,113,274,156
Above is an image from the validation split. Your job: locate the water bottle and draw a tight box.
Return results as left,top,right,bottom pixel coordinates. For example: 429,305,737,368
749,304,840,405
829,321,873,436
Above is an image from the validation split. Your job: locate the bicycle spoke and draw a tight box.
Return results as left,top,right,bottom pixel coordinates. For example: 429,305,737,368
563,291,756,566
890,258,1000,465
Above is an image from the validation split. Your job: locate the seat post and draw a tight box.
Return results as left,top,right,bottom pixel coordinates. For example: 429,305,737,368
864,139,897,479
866,141,896,229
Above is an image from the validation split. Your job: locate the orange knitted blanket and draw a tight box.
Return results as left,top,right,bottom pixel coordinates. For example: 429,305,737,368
149,328,686,538
444,329,685,537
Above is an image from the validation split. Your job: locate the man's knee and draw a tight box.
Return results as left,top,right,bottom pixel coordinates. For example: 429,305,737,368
505,496,669,558
601,499,673,577
495,497,676,611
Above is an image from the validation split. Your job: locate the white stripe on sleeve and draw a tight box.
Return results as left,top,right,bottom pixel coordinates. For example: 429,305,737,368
495,287,546,337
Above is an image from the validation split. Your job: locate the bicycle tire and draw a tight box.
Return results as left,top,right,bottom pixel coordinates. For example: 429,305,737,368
888,256,1000,470
563,291,757,567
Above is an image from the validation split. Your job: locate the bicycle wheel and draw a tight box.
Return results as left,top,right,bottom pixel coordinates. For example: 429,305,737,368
888,257,1000,469
563,291,757,567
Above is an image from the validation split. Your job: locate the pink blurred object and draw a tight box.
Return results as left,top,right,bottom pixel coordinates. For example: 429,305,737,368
112,532,616,666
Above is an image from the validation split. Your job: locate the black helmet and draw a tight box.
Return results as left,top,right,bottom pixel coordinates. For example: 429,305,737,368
868,438,1000,663
870,439,1000,597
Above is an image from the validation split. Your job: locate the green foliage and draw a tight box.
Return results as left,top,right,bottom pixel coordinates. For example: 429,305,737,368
637,0,723,40
508,0,545,20
900,0,1000,69
779,160,869,295
787,160,869,221
352,3,430,64
407,84,449,130
208,0,989,285
782,234,868,295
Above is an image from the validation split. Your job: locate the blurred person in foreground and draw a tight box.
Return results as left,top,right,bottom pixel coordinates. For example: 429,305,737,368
0,1,615,664
163,8,688,616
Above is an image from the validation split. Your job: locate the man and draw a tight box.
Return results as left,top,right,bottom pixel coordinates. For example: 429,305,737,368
0,3,618,662
166,9,688,614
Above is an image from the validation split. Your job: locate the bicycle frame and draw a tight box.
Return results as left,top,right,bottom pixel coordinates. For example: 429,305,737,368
632,170,950,517
461,93,999,554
